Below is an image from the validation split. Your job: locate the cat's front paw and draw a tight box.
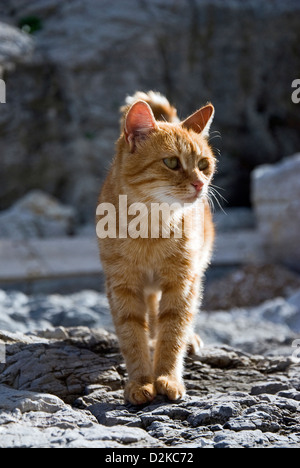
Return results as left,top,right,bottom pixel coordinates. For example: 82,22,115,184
124,380,156,405
155,376,186,401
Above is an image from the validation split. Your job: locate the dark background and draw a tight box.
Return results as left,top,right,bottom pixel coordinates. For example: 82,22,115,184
0,0,300,224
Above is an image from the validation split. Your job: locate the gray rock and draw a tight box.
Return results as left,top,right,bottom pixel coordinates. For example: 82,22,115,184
277,390,300,401
0,287,299,357
0,289,112,333
213,430,269,449
0,190,77,239
1,326,300,448
0,385,157,448
187,402,240,427
195,298,298,356
250,382,291,396
287,291,300,332
0,384,64,413
203,263,300,311
252,154,300,271
0,326,121,404
213,208,256,233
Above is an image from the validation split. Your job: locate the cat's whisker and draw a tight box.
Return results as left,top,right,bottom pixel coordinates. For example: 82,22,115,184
210,186,228,204
208,186,227,214
208,134,222,143
210,147,221,160
210,183,226,192
211,145,221,155
209,190,223,212
209,131,222,143
205,192,215,213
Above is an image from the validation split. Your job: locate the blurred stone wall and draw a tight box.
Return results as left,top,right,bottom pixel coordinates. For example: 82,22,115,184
252,153,300,272
0,0,300,221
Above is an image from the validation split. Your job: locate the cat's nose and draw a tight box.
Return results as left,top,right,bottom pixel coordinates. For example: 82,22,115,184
191,180,204,192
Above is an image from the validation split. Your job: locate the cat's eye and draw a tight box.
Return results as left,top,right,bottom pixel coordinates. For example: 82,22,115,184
163,157,180,170
198,158,209,171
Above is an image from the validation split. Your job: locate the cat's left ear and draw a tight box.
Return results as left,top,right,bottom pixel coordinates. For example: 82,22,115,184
181,103,215,137
124,100,157,152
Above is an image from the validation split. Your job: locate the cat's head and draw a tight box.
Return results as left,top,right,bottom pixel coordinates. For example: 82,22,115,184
119,100,216,206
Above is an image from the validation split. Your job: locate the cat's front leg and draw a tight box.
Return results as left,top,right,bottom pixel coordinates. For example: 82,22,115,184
109,285,156,405
154,281,198,401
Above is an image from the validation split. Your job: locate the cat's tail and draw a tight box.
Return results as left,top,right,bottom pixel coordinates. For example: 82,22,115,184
120,91,179,126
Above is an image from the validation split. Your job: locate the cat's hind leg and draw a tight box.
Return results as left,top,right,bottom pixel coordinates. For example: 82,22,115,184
145,289,161,352
187,331,204,355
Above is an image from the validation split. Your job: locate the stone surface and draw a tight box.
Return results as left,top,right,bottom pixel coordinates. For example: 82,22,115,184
252,154,300,271
213,208,256,233
203,263,300,311
0,290,110,333
0,287,299,358
0,384,158,448
0,190,77,239
0,326,299,448
212,229,266,266
0,225,267,294
0,237,103,295
0,1,300,217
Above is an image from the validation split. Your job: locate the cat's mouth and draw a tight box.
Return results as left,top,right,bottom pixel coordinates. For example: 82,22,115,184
181,194,199,202
179,190,204,203
154,187,204,205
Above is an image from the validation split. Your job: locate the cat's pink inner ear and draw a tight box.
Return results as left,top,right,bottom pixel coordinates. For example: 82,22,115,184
182,104,215,136
124,101,157,150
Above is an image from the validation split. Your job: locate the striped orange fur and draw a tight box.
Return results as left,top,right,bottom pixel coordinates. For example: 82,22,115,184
97,91,216,404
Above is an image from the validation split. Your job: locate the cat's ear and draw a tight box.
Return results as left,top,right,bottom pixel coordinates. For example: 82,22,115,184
181,103,215,137
124,100,157,152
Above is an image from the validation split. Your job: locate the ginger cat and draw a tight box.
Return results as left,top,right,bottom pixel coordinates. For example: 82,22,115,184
97,91,216,405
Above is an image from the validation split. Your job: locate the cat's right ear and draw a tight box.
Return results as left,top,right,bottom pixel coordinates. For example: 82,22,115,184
124,101,157,152
181,103,215,137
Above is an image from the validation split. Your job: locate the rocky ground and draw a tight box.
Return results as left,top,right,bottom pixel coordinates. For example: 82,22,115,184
0,285,300,448
1,265,300,356
203,263,300,311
